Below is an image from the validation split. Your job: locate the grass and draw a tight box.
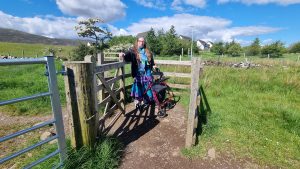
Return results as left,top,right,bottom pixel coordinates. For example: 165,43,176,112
0,60,66,115
182,65,300,168
0,42,75,60
1,136,123,169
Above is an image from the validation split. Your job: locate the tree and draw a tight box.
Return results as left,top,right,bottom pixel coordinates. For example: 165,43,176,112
146,28,162,55
108,35,135,47
224,40,242,57
247,38,261,56
261,41,286,58
75,18,112,51
289,41,300,53
70,43,93,61
211,42,225,55
161,25,180,56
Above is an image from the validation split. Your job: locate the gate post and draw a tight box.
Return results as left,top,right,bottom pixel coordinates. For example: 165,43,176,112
64,59,97,149
46,56,67,162
185,57,201,148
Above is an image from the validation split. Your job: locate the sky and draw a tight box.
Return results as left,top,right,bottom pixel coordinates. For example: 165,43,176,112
0,0,299,46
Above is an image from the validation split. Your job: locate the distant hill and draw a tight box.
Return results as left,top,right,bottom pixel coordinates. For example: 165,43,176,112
0,28,85,46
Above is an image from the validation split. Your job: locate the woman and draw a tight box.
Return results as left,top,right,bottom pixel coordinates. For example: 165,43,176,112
119,37,156,107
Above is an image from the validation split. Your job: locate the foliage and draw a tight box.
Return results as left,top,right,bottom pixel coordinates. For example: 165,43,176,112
289,41,300,53
108,35,135,47
146,27,162,55
70,43,93,61
64,137,123,169
225,41,242,57
261,41,286,58
247,38,261,56
160,25,181,56
211,42,225,55
75,18,112,51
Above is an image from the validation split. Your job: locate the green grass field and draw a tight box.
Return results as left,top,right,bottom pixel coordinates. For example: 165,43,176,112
0,42,75,60
183,65,300,168
0,60,66,115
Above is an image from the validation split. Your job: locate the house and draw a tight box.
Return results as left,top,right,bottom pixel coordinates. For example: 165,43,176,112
179,35,192,41
196,40,213,50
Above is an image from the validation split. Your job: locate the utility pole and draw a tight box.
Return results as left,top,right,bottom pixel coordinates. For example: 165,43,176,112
191,26,194,58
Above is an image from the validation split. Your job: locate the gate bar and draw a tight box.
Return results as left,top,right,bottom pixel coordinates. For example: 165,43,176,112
0,135,58,164
0,92,51,106
0,119,56,143
0,58,47,66
24,149,60,169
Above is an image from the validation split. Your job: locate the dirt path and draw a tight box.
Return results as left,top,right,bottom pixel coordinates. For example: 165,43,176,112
106,103,256,169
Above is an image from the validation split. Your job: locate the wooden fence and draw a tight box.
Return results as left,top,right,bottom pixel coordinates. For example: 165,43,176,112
64,53,203,149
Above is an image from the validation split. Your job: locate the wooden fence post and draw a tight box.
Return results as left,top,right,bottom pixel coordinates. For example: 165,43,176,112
64,59,97,149
119,56,126,114
97,52,105,104
185,57,201,148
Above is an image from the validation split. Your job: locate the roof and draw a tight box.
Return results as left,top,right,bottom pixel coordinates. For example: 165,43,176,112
179,35,191,40
136,31,149,38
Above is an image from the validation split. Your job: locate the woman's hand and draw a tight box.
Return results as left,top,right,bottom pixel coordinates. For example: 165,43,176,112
119,52,125,61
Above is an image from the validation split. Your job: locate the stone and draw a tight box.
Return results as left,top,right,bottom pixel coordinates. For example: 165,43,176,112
208,148,216,159
150,153,155,158
40,131,53,141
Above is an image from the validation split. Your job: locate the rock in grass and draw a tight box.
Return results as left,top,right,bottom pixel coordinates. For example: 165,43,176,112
208,148,216,159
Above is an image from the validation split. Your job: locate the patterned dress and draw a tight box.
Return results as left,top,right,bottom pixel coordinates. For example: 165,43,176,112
130,48,153,102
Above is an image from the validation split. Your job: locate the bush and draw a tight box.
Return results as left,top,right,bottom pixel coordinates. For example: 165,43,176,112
289,42,300,53
261,41,286,58
69,43,93,61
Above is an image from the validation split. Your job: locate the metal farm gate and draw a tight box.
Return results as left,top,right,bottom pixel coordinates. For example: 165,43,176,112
0,56,67,168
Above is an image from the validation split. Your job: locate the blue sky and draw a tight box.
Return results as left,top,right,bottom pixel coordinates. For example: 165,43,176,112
0,0,299,46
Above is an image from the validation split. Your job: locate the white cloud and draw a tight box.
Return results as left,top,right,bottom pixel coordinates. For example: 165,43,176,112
0,10,128,39
207,26,280,42
134,0,167,10
56,0,126,22
0,11,78,39
171,0,206,11
217,0,300,5
125,14,280,42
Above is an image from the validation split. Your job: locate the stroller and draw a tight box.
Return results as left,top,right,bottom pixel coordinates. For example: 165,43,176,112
136,68,180,118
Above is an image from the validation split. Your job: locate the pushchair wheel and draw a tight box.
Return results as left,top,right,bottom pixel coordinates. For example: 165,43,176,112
157,109,166,118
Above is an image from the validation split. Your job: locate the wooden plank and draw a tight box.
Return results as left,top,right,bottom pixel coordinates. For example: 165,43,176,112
185,57,201,148
98,83,123,107
94,62,125,73
97,74,125,113
155,60,192,66
97,75,122,91
104,68,119,114
168,83,190,89
163,72,191,78
119,57,126,114
99,99,123,122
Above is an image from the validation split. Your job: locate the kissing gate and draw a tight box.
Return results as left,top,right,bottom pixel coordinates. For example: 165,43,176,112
0,56,67,168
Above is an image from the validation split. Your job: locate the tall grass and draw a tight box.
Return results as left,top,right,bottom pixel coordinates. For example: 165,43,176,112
1,137,123,169
184,66,300,168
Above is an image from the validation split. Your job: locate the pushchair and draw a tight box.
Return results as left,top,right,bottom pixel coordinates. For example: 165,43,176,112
135,68,180,118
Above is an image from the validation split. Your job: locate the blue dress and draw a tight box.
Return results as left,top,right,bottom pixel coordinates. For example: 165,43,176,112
130,48,153,102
